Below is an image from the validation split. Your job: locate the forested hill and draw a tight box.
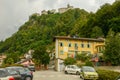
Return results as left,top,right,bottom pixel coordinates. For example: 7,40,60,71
0,1,120,55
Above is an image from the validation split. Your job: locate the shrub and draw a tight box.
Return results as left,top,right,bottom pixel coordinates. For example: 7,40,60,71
9,64,23,67
85,60,94,67
76,53,92,62
76,61,85,67
64,57,76,65
97,69,120,80
0,64,23,68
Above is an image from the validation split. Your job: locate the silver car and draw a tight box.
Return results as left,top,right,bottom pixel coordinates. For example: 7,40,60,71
64,65,81,75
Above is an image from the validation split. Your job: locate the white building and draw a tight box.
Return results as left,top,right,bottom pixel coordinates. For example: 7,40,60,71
58,4,74,13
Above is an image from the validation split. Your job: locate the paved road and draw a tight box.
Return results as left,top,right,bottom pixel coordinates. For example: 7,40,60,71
33,70,82,80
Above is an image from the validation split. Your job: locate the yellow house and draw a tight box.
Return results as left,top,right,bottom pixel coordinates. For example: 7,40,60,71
54,36,105,71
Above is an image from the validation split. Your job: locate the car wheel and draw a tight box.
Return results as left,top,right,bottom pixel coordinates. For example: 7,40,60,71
65,71,68,74
76,71,80,75
80,74,84,80
25,76,32,80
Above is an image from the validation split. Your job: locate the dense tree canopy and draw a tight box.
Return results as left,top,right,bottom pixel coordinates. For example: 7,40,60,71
32,46,50,66
104,30,120,65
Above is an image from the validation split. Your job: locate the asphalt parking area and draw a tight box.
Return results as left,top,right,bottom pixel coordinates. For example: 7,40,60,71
33,70,82,80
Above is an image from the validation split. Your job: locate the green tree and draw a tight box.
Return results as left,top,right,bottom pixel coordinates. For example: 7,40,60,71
32,46,50,69
76,53,87,62
41,53,50,67
85,60,93,67
6,58,14,65
64,57,76,65
9,52,20,63
104,30,120,65
3,52,20,65
95,3,113,36
76,53,92,62
91,26,104,38
108,17,120,33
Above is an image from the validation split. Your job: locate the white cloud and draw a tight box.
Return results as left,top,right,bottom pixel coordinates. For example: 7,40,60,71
0,0,29,40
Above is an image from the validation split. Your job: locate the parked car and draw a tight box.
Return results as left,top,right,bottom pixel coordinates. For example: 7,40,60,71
6,66,33,80
27,65,35,72
0,68,21,80
64,65,81,75
80,66,98,80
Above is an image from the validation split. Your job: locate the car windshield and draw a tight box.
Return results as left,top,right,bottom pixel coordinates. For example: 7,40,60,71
82,67,95,72
73,65,79,69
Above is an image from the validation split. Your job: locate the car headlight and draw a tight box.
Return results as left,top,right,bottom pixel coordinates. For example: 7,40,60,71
84,74,88,77
96,74,99,77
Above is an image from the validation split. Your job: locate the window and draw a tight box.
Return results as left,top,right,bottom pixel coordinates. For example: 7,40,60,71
67,65,70,68
60,42,63,47
75,43,78,47
68,43,71,47
81,44,84,48
87,43,91,48
75,43,78,50
87,42,91,48
98,47,102,52
71,66,75,69
60,50,64,55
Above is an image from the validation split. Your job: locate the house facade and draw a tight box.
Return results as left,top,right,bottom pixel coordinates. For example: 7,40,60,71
54,36,105,71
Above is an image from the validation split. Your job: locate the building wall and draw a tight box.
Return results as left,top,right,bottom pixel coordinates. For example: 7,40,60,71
58,4,74,13
55,39,59,71
57,38,104,60
41,10,48,15
58,8,68,14
55,37,104,71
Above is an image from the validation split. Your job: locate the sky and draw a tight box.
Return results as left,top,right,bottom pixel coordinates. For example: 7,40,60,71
0,0,115,41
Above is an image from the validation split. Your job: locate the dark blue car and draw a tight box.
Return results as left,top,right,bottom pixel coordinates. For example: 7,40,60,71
0,68,21,80
6,66,33,80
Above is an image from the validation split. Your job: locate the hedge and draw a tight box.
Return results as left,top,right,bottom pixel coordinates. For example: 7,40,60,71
97,69,120,80
0,64,23,68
